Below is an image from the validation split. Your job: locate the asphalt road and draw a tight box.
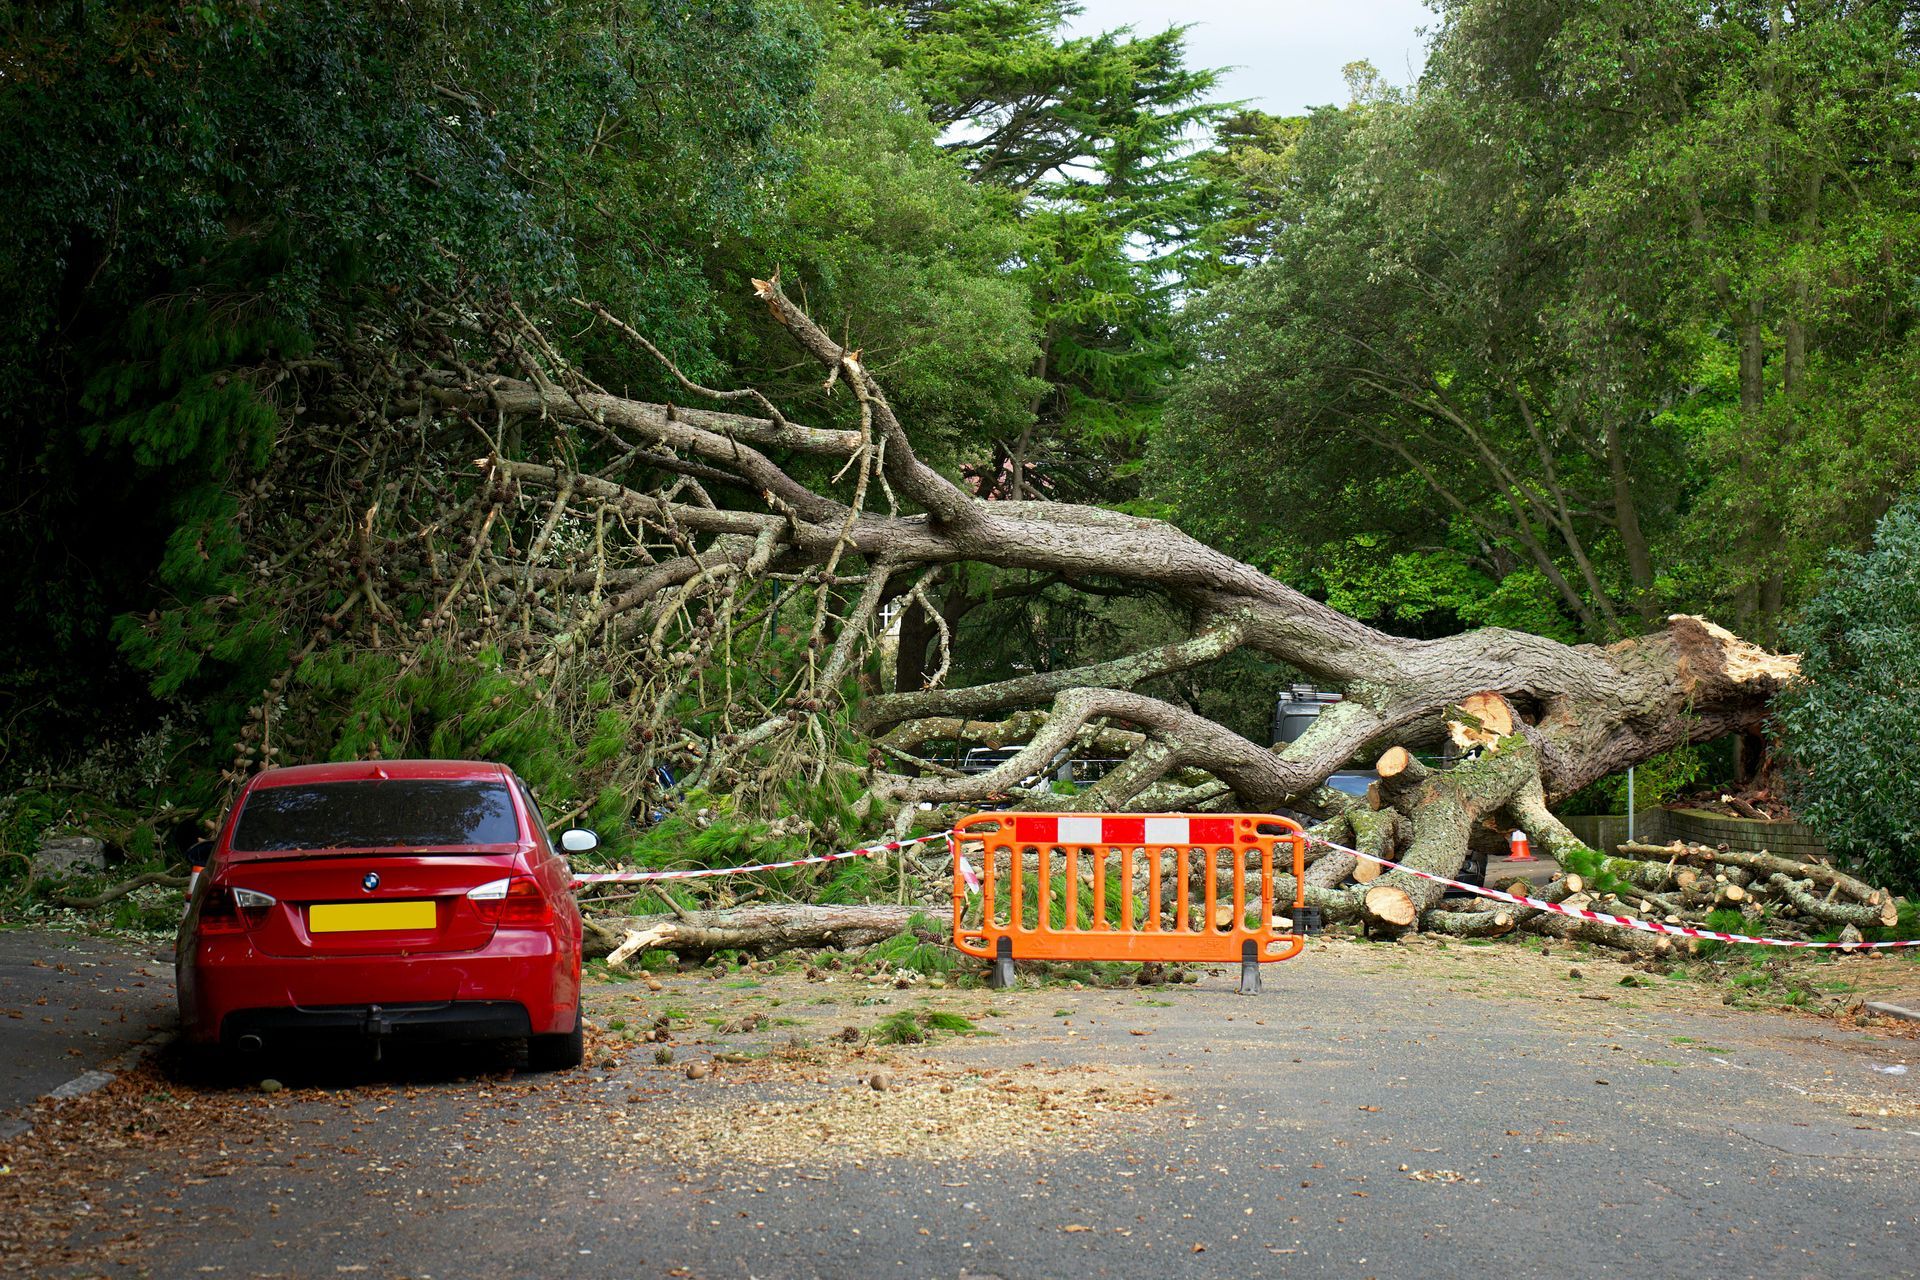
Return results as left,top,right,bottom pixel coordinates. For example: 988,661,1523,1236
4,932,1918,1279
0,928,175,1140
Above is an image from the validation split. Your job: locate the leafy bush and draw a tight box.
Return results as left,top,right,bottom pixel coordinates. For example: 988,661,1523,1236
1557,744,1711,817
1776,494,1920,891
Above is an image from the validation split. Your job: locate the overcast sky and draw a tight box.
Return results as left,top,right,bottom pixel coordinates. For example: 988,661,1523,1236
1064,0,1435,115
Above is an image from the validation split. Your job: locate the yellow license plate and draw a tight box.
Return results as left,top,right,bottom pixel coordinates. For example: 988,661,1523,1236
309,900,437,933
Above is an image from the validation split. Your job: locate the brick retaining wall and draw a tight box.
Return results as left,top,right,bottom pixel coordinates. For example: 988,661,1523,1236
1561,809,1828,860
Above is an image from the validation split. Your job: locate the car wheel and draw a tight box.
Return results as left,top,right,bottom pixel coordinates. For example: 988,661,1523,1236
527,1009,584,1072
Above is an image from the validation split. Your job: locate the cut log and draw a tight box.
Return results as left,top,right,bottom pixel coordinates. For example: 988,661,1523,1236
590,904,918,965
1427,873,1584,936
1423,907,1517,937
1375,745,1416,778
1627,888,1683,918
1363,884,1419,930
1765,873,1899,928
1622,841,1887,907
1360,726,1547,932
1595,857,1680,891
1521,911,1674,958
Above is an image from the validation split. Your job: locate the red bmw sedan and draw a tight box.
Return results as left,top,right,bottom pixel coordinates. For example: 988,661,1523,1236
176,760,588,1070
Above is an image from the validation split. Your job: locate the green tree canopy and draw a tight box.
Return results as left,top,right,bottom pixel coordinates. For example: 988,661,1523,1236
1777,493,1920,891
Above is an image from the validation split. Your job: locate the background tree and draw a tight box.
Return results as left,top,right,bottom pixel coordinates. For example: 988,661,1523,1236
1776,492,1920,892
1160,0,1920,650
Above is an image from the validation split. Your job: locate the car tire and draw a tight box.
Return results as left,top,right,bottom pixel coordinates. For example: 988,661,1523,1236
527,1010,584,1072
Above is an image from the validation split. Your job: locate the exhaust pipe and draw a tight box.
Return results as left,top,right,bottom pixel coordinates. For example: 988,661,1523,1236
236,1033,264,1054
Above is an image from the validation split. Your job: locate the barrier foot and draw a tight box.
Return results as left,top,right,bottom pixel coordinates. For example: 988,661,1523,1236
1238,939,1261,995
1293,906,1324,936
990,937,1016,989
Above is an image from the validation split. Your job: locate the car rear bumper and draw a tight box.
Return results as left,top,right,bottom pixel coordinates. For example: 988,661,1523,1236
181,930,576,1044
221,1000,532,1051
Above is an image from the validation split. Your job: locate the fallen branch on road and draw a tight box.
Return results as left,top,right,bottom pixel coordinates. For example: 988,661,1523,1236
52,871,191,909
591,903,917,966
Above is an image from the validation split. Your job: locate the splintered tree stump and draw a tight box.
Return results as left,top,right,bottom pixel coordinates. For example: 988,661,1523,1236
1446,692,1515,754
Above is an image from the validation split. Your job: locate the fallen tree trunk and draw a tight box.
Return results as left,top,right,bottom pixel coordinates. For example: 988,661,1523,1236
592,904,918,965
212,275,1814,964
1425,874,1584,937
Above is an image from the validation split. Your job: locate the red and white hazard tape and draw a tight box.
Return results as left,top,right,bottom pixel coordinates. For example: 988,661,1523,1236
569,831,949,888
1008,814,1240,847
571,817,1912,951
1309,833,1919,950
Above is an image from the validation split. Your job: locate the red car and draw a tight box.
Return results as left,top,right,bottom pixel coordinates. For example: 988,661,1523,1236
176,760,589,1070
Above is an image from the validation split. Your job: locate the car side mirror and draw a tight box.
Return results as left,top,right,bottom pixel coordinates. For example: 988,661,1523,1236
559,829,599,855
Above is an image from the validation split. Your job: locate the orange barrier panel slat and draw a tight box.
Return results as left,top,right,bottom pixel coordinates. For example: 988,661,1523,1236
952,813,1310,972
1145,848,1161,932
1063,847,1079,932
1167,852,1182,932
1203,847,1218,933
980,840,996,929
1009,842,1022,935
1233,842,1246,931
1098,855,1113,936
1038,844,1052,934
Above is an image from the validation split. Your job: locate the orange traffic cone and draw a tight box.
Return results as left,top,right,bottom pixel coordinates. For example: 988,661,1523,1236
1507,829,1535,862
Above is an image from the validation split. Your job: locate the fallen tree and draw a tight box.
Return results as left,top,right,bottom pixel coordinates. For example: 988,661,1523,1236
197,275,1826,956
587,904,917,965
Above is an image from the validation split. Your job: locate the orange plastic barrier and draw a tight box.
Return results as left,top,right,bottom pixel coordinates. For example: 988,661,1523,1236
950,812,1310,993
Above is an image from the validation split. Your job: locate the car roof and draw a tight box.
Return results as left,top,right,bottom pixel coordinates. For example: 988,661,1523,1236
247,760,511,789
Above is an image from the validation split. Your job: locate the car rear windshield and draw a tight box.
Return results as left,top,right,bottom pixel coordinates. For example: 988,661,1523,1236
230,780,521,852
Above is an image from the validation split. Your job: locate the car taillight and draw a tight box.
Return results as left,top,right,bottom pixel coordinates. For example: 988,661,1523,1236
466,876,552,927
199,885,276,935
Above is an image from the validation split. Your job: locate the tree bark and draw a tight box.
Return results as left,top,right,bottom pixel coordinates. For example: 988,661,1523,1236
593,904,918,965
